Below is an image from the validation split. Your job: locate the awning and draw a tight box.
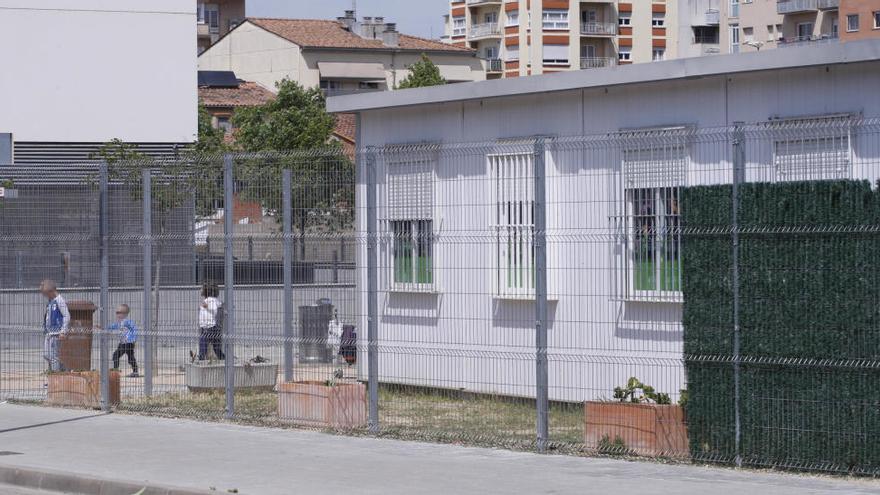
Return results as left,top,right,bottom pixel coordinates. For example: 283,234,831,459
318,62,386,81
438,65,473,83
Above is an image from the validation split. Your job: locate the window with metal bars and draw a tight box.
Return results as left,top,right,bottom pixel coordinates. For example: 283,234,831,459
386,156,435,289
490,152,535,297
772,118,851,182
619,134,688,300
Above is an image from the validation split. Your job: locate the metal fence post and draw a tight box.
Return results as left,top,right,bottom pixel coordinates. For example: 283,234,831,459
365,147,380,433
732,123,745,467
99,162,111,412
533,137,549,452
282,169,294,382
223,154,235,418
142,168,153,397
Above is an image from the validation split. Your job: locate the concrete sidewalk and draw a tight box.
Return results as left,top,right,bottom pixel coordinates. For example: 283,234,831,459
0,404,876,495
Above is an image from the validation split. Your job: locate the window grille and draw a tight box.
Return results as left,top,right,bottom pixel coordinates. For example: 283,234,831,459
490,152,535,298
385,154,435,290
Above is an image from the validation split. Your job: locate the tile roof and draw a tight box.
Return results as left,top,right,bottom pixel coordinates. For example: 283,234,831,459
333,113,357,144
247,18,473,53
199,82,276,108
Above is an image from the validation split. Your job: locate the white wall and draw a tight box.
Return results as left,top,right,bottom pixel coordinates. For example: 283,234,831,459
354,61,880,402
0,0,197,143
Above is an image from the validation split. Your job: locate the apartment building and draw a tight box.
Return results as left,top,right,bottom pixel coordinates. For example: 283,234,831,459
841,1,880,41
198,0,246,54
444,0,680,78
721,0,879,55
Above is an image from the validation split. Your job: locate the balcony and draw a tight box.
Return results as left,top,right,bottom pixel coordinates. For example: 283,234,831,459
467,0,502,5
778,34,838,48
580,57,616,69
705,9,720,25
580,21,616,36
486,58,503,73
469,22,501,39
817,0,839,9
777,0,818,14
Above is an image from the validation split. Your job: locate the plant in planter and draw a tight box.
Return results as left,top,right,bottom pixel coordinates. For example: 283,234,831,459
277,378,366,430
47,370,120,409
585,377,688,458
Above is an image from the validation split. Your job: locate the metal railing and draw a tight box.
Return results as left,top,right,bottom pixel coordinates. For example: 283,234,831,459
705,9,720,25
778,34,839,48
580,21,616,36
469,22,501,39
777,0,818,14
817,0,839,9
486,58,504,72
467,0,502,5
580,56,616,69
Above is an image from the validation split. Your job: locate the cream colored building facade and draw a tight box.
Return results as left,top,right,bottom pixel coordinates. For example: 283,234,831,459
199,12,485,95
444,0,682,78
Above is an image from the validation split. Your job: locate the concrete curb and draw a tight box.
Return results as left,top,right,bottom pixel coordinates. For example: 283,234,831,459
0,463,217,495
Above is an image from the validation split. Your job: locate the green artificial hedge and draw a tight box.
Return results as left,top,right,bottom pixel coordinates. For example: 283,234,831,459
681,180,880,474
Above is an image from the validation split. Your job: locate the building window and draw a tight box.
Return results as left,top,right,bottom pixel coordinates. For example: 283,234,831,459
796,22,813,40
847,14,859,32
619,12,632,27
387,155,435,289
319,80,343,93
620,131,688,299
694,26,719,44
730,24,740,53
766,24,774,41
773,119,851,182
874,11,880,29
453,16,467,36
490,152,535,297
652,13,665,28
506,10,519,27
542,9,569,30
775,23,783,40
200,3,220,33
743,27,754,43
618,47,632,61
216,116,232,135
542,44,569,65
358,82,380,90
730,0,739,18
506,45,520,61
652,48,665,61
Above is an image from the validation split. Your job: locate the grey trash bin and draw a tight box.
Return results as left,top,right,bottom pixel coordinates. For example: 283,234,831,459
299,299,334,363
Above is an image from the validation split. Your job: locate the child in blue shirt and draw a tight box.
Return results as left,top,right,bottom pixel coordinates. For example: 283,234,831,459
109,304,139,377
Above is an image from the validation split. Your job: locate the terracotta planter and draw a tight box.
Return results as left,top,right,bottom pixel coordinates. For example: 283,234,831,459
584,402,689,458
47,370,120,408
277,381,367,429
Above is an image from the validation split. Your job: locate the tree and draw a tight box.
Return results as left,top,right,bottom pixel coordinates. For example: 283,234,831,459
397,54,447,89
232,79,354,256
93,139,222,375
194,103,227,155
232,79,335,152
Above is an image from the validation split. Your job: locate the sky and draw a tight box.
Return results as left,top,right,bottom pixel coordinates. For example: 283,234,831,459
247,0,449,40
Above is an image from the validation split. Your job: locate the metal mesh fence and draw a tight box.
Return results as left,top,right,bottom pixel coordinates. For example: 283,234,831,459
1,117,879,476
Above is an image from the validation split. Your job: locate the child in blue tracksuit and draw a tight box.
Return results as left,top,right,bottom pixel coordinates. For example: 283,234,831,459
109,304,139,377
41,279,70,372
